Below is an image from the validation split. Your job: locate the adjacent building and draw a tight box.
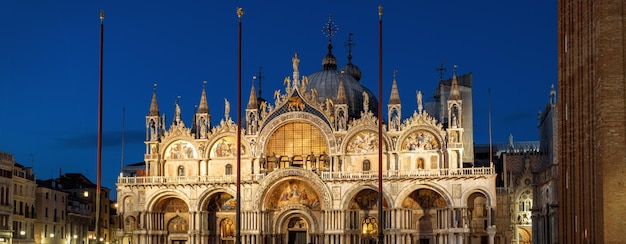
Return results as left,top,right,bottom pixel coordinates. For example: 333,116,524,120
34,181,68,244
557,0,626,242
0,152,15,243
12,163,36,244
55,173,113,243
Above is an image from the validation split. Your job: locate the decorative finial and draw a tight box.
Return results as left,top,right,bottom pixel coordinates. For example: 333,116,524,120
153,83,157,92
393,69,398,80
237,7,244,20
436,58,447,81
252,75,257,84
256,66,265,98
100,10,104,23
177,95,181,103
322,14,339,42
345,33,356,62
202,80,207,88
378,5,383,19
453,64,458,76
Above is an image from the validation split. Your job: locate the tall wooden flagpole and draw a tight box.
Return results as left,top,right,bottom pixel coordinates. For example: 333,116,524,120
377,5,384,244
96,9,104,243
236,7,243,244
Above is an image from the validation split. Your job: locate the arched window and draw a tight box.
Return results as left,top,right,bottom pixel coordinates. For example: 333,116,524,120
361,217,378,236
220,218,235,238
362,159,371,171
177,166,184,176
225,164,233,175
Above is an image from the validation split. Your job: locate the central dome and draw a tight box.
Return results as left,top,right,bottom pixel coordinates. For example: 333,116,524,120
306,43,377,118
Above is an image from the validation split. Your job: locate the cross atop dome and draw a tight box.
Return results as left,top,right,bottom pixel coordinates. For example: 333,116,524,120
322,14,339,43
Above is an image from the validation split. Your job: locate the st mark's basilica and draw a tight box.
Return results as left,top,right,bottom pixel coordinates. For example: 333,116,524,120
116,18,497,244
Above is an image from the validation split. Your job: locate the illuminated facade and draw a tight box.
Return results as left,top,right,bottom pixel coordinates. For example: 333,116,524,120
12,163,36,244
116,38,496,243
0,152,15,244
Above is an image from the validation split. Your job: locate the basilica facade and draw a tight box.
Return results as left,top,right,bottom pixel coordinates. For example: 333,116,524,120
116,40,496,243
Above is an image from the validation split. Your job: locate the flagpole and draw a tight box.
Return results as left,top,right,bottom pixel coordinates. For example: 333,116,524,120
96,9,104,243
236,7,243,244
488,88,493,168
377,5,384,244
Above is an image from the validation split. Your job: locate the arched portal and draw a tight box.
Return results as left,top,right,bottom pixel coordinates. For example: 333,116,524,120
262,177,322,244
201,192,236,244
467,192,490,242
283,216,309,244
151,197,189,244
402,188,448,242
345,189,389,243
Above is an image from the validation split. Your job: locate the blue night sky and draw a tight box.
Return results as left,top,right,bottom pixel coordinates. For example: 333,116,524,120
0,1,556,197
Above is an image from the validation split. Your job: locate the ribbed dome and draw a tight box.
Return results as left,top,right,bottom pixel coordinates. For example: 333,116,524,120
307,68,377,118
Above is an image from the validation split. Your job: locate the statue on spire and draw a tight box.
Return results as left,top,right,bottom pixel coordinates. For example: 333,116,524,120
292,52,300,73
417,90,423,113
174,96,182,124
224,98,230,119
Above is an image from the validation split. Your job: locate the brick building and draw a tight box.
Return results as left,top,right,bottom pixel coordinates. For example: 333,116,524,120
557,0,626,242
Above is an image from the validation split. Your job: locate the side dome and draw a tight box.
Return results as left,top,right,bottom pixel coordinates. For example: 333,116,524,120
340,62,362,82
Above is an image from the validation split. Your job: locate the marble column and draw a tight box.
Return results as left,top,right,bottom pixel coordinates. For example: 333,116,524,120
487,225,497,244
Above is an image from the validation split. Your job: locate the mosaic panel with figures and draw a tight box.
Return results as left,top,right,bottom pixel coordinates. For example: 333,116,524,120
211,137,245,158
402,189,447,209
401,130,440,151
264,180,321,210
154,198,188,212
165,140,197,159
346,131,379,153
348,189,389,210
206,192,236,211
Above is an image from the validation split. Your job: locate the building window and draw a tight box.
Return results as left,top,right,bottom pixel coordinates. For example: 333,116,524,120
177,166,185,176
45,192,48,199
265,122,328,157
417,158,425,169
225,164,233,175
362,159,371,171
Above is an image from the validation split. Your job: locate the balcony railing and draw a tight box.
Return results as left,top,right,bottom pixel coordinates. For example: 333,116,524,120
118,167,494,186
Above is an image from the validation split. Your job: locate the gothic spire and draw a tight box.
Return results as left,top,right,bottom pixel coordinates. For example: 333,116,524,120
449,65,462,100
148,84,160,116
388,70,401,104
247,82,258,109
197,81,209,114
336,72,347,104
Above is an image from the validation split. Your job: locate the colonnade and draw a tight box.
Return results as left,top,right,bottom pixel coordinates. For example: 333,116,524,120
117,208,496,244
